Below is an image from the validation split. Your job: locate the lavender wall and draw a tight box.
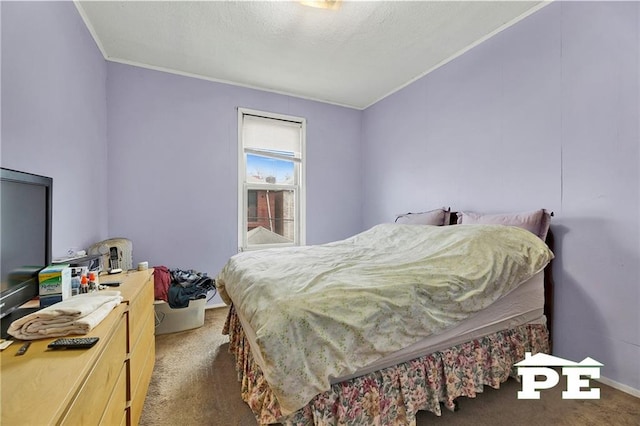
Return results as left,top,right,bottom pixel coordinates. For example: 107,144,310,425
1,2,108,258
106,63,362,305
362,2,639,392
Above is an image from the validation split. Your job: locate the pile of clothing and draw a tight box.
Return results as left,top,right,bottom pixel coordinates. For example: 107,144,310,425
153,266,216,308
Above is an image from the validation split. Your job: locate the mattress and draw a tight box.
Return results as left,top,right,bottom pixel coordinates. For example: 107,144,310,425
234,270,545,387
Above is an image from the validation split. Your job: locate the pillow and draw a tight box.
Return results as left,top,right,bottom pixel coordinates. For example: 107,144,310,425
395,208,451,226
456,209,551,241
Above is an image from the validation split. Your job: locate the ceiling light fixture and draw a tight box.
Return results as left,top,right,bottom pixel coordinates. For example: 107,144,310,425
300,0,341,10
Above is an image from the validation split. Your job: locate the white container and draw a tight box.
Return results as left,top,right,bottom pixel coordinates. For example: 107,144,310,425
38,264,72,308
153,298,206,335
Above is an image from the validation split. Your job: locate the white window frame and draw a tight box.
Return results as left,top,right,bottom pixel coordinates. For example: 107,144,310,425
237,107,306,251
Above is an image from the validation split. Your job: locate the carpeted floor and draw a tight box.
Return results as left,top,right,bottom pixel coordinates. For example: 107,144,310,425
140,307,640,426
139,306,257,426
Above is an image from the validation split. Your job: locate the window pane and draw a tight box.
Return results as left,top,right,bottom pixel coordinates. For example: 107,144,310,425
247,190,258,222
239,108,305,250
246,153,295,184
246,189,295,245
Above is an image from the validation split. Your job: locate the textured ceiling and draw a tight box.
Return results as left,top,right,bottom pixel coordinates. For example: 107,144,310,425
75,1,548,109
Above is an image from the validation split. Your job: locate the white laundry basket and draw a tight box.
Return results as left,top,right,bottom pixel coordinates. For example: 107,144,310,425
153,298,206,335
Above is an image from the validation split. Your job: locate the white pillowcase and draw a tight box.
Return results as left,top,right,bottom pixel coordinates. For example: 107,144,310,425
395,208,450,226
456,209,551,241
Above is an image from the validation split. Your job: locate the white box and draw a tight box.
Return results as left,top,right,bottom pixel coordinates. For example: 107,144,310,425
153,298,206,335
38,264,71,300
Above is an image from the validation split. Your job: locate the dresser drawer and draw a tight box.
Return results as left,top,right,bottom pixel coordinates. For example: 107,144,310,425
130,336,155,424
128,280,154,349
60,315,127,425
129,311,155,397
99,362,127,426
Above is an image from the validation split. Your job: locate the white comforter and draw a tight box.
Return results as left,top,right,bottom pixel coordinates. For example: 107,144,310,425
216,224,553,415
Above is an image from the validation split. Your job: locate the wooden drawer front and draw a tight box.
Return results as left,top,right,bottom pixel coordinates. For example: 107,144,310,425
130,338,156,425
120,407,129,426
130,343,155,426
130,312,155,397
99,363,127,426
60,316,127,425
128,282,154,347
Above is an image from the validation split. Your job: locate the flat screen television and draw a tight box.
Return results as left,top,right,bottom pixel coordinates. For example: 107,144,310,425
0,167,52,337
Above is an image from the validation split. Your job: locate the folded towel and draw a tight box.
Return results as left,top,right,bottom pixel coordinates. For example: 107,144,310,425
7,291,123,340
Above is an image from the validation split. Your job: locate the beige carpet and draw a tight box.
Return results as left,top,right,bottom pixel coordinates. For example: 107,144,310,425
140,307,640,426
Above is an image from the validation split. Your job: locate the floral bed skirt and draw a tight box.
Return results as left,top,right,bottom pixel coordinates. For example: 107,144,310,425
223,304,550,426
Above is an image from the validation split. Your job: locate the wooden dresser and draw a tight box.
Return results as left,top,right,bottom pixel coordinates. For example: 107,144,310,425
0,269,155,425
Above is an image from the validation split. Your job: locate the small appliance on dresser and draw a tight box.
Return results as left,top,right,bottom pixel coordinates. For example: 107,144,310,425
87,238,133,273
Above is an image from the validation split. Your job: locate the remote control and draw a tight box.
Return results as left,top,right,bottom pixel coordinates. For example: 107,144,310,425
48,337,99,350
16,342,31,356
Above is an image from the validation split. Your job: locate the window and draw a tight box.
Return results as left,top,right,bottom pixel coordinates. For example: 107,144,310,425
238,108,306,250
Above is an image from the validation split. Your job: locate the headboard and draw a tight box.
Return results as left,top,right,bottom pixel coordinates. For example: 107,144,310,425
448,211,555,352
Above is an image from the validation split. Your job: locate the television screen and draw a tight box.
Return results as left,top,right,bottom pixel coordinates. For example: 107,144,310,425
0,168,52,335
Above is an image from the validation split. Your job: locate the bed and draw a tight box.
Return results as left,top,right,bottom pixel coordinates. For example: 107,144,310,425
216,208,555,425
